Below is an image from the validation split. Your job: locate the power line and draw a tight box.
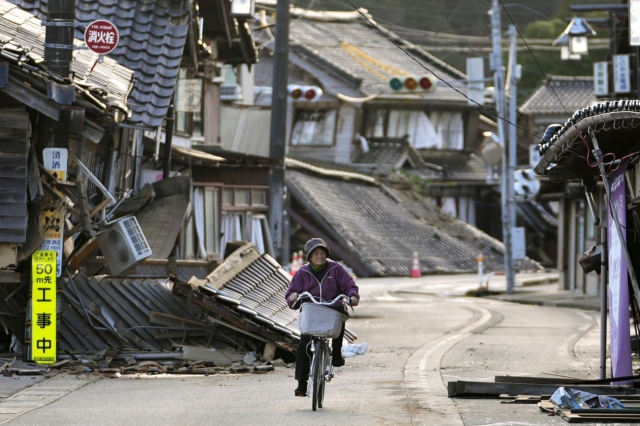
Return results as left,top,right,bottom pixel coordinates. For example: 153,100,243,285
344,0,543,140
498,0,571,119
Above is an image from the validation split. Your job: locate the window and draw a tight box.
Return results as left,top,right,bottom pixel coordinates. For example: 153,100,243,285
235,188,250,206
252,188,266,206
290,109,337,145
429,111,464,150
175,68,203,136
364,109,444,149
193,185,270,258
223,188,234,206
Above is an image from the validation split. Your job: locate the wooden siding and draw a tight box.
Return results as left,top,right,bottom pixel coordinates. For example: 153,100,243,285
0,112,29,243
334,104,355,164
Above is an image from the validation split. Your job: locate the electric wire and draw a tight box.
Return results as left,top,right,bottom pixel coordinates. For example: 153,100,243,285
344,0,543,141
498,0,570,118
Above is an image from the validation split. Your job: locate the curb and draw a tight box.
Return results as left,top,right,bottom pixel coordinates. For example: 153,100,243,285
518,275,559,287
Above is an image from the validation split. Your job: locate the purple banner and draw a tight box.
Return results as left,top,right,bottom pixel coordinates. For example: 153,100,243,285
607,159,632,385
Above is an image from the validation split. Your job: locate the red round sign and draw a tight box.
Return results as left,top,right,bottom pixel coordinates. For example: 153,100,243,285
84,20,119,55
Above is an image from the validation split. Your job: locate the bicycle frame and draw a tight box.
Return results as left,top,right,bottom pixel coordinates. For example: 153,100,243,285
296,292,351,411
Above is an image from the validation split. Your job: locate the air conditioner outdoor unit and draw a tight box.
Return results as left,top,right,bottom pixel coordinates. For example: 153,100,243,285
98,216,152,276
220,83,241,101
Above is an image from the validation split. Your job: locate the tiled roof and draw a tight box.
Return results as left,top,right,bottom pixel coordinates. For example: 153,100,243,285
534,101,640,180
353,137,427,168
186,243,356,345
8,0,191,128
519,76,595,116
286,160,542,276
416,149,488,181
0,0,133,117
285,10,468,102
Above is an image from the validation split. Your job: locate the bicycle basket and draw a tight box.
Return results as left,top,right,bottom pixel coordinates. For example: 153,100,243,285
297,303,348,338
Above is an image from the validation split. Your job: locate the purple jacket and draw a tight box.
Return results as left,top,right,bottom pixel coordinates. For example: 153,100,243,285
285,259,359,309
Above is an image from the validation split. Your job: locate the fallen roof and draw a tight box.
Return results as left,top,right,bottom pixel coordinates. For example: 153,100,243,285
186,242,356,345
286,159,542,276
519,76,595,116
9,0,191,128
416,149,488,181
353,137,427,169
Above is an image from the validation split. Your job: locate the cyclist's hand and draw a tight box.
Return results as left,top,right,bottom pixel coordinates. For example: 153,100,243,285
288,292,299,304
350,296,359,307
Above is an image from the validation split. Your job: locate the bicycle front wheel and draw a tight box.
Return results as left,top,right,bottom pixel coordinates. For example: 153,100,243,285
311,339,324,411
318,342,328,408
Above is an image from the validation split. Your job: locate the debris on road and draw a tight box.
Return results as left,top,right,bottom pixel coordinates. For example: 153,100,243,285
451,374,640,423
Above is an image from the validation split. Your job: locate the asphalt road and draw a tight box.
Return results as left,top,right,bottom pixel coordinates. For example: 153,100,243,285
4,274,601,426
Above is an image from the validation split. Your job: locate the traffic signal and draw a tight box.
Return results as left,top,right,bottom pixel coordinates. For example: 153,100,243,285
388,75,437,93
287,85,323,102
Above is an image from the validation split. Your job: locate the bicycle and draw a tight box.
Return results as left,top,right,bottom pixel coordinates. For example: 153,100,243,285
296,292,352,411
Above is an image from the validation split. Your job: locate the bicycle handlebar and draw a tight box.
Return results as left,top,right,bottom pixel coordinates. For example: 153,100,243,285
296,292,353,311
297,292,349,305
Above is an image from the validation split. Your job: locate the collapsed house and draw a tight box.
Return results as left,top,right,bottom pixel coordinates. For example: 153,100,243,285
285,159,543,277
3,242,354,364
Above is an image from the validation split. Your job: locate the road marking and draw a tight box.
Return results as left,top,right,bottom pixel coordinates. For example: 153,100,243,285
403,303,493,425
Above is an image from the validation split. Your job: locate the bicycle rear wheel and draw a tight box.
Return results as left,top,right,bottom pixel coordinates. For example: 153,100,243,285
311,339,324,411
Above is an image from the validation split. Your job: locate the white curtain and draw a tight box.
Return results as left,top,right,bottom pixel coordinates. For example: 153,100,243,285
430,111,464,150
290,110,337,145
441,197,457,217
387,110,441,148
193,188,207,260
220,213,243,258
251,216,265,253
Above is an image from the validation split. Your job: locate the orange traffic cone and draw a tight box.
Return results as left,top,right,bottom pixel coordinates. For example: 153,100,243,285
411,251,421,278
290,252,299,276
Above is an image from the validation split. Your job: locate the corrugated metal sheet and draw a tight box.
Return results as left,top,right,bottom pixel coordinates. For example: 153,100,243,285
0,112,29,243
220,106,271,158
56,274,211,353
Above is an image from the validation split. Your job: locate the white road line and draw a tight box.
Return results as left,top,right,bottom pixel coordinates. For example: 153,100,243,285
403,303,493,425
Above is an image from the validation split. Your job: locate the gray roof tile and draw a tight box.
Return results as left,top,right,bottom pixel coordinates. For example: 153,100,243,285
520,75,595,116
0,0,133,116
8,0,192,128
416,149,488,181
287,15,467,101
286,159,541,276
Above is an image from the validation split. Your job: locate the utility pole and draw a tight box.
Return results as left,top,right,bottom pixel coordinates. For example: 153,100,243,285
489,0,515,293
268,0,290,263
43,0,75,150
506,25,518,293
44,0,74,77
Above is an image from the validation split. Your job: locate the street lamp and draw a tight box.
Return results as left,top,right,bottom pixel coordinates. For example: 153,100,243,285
554,16,596,59
552,33,582,60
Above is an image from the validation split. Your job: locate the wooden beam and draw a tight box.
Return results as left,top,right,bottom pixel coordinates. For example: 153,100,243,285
447,380,636,398
2,76,104,143
3,76,60,121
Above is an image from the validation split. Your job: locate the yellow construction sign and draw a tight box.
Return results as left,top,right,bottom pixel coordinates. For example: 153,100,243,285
31,250,57,364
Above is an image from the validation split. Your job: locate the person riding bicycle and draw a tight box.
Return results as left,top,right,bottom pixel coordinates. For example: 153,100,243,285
285,238,360,397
